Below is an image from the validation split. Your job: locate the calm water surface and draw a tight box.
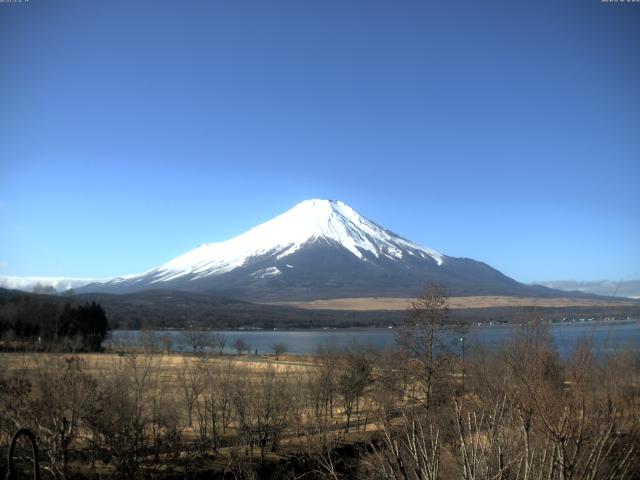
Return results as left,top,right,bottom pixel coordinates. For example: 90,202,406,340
108,320,640,357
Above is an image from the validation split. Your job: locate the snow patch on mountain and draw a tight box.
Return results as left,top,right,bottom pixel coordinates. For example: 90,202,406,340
250,267,281,279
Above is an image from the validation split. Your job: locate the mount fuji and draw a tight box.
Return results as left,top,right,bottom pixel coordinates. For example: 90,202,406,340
79,199,564,301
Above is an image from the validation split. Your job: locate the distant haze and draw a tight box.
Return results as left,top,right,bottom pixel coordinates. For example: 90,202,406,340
3,274,639,301
533,280,640,300
0,276,105,293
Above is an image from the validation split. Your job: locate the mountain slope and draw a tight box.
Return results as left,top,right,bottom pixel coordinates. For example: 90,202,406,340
80,199,584,301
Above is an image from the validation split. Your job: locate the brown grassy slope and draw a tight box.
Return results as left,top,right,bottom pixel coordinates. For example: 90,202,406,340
265,295,639,311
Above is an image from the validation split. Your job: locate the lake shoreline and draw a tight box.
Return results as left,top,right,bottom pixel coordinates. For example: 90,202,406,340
107,320,640,357
108,317,639,333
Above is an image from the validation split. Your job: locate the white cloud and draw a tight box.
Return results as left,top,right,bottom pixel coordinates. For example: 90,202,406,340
0,276,108,292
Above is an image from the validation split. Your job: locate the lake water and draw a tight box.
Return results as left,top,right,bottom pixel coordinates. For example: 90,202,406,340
108,320,640,357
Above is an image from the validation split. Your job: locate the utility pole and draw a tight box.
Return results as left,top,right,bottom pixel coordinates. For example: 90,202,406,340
460,336,465,396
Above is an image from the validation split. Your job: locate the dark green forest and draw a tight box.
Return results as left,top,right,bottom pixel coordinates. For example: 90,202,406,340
0,291,109,351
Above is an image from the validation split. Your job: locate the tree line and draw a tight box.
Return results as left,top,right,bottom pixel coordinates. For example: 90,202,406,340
0,292,110,352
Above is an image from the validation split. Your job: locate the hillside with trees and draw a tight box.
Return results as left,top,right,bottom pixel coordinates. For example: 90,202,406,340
0,291,109,351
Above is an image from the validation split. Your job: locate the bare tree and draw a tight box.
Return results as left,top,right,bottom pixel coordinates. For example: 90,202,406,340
217,358,236,434
180,324,205,355
149,372,182,464
178,357,203,428
463,317,640,480
311,344,339,424
198,331,227,356
232,366,291,463
272,342,287,360
211,332,227,355
302,420,343,480
193,356,236,452
85,351,158,480
366,411,441,480
396,283,460,409
371,347,411,421
160,333,174,354
233,338,250,355
337,344,373,432
1,355,96,480
139,329,160,354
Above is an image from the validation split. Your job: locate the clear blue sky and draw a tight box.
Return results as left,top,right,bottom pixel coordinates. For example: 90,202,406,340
1,0,638,283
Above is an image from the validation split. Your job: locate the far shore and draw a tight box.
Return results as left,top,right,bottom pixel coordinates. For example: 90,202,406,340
109,317,639,333
264,295,640,311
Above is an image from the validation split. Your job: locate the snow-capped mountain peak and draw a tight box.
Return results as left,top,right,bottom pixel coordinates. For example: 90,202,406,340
79,199,553,301
105,199,444,287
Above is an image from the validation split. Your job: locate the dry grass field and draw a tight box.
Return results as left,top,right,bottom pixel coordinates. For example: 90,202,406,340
0,349,391,477
266,295,639,311
0,351,317,376
1,334,639,480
